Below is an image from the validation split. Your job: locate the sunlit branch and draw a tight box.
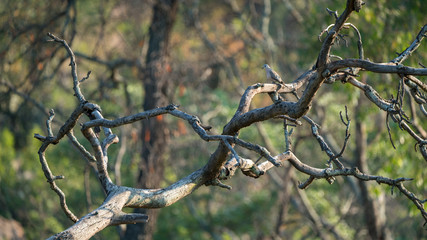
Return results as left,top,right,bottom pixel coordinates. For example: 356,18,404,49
328,59,427,75
47,33,85,103
391,24,427,64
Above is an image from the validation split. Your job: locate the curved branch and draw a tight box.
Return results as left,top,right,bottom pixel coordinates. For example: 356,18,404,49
391,24,427,64
37,142,79,223
328,59,427,76
316,0,363,68
261,151,427,222
81,125,115,193
38,2,426,238
303,115,345,169
47,33,85,103
124,169,205,208
346,77,427,160
405,75,427,93
318,22,364,60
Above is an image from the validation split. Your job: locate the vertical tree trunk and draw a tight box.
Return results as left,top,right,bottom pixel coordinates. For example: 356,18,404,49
124,0,178,239
355,93,390,240
274,165,293,236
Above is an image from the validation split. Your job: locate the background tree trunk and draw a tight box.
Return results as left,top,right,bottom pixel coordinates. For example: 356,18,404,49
124,0,178,239
355,90,390,240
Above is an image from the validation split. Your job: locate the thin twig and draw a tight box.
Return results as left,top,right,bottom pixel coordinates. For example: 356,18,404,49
47,33,86,103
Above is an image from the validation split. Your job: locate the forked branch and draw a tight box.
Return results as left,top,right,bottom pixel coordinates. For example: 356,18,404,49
36,1,426,238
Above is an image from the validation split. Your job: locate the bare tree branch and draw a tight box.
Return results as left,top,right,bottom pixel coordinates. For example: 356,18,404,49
328,58,427,75
35,1,427,238
392,24,427,64
47,33,85,103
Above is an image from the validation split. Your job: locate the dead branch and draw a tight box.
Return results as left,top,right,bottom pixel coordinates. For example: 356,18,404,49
35,1,427,238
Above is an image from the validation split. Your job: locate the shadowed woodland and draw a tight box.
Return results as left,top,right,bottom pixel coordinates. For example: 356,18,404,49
0,0,426,239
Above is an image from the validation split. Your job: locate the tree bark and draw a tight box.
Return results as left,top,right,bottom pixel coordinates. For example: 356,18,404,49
124,0,178,239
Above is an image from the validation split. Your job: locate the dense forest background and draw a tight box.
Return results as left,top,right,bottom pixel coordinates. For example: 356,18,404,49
0,0,426,239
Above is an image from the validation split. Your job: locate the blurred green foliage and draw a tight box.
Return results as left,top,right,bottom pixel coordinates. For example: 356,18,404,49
0,0,426,239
